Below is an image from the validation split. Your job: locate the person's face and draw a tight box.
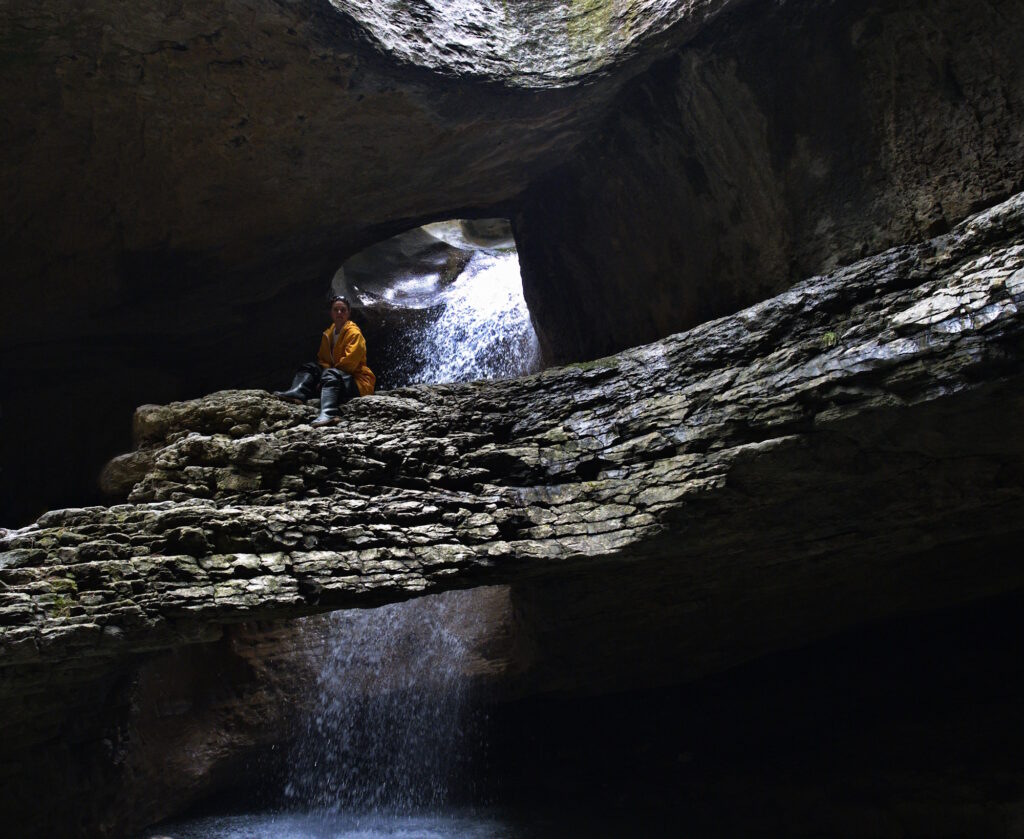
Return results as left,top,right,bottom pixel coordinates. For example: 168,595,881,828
331,300,350,328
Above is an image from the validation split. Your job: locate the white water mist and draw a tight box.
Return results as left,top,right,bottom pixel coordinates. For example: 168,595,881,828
412,249,540,384
284,592,479,815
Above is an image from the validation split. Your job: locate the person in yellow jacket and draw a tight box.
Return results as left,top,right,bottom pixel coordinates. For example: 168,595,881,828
273,295,376,426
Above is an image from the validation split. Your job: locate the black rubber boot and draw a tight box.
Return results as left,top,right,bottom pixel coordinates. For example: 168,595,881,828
273,364,319,404
311,382,342,427
311,369,358,427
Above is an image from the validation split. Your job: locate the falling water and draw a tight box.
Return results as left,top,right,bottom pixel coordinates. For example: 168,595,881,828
411,249,541,384
336,229,542,388
155,582,512,838
283,592,480,817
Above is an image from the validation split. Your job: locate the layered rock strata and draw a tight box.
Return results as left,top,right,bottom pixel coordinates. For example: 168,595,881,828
2,191,1024,834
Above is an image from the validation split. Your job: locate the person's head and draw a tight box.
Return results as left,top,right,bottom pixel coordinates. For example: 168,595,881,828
329,295,351,329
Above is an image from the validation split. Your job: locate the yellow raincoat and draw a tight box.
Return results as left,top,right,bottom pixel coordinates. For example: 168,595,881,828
317,320,376,396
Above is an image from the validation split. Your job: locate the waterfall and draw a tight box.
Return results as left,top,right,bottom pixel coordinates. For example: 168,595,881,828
254,226,537,832
333,224,542,388
151,237,535,835
283,592,480,817
411,249,540,384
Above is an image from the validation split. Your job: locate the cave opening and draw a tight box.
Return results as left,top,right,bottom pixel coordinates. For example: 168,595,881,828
330,218,542,390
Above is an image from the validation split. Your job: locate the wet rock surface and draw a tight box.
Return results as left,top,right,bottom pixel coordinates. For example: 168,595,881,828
337,0,741,85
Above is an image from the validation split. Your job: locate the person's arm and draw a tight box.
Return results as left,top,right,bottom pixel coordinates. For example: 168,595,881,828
317,332,332,369
334,328,366,373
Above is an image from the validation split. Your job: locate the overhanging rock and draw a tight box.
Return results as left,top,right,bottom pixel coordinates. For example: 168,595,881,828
3,191,1024,677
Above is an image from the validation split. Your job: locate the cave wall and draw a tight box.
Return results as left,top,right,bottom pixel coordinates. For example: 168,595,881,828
515,0,1024,363
103,620,318,835
0,618,328,837
502,529,1024,699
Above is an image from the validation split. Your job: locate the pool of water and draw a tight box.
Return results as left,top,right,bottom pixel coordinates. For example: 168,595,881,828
147,810,514,839
145,806,687,839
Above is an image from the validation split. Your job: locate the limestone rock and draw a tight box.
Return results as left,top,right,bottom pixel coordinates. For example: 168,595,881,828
516,0,1024,364
337,0,742,85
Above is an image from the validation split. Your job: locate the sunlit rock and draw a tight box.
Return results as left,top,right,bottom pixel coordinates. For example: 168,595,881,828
335,0,741,85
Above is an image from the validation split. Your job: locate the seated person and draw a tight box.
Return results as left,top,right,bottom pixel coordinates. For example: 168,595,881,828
274,295,376,426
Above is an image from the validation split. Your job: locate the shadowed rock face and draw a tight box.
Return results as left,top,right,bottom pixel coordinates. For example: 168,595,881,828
2,192,1023,835
515,0,1024,363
